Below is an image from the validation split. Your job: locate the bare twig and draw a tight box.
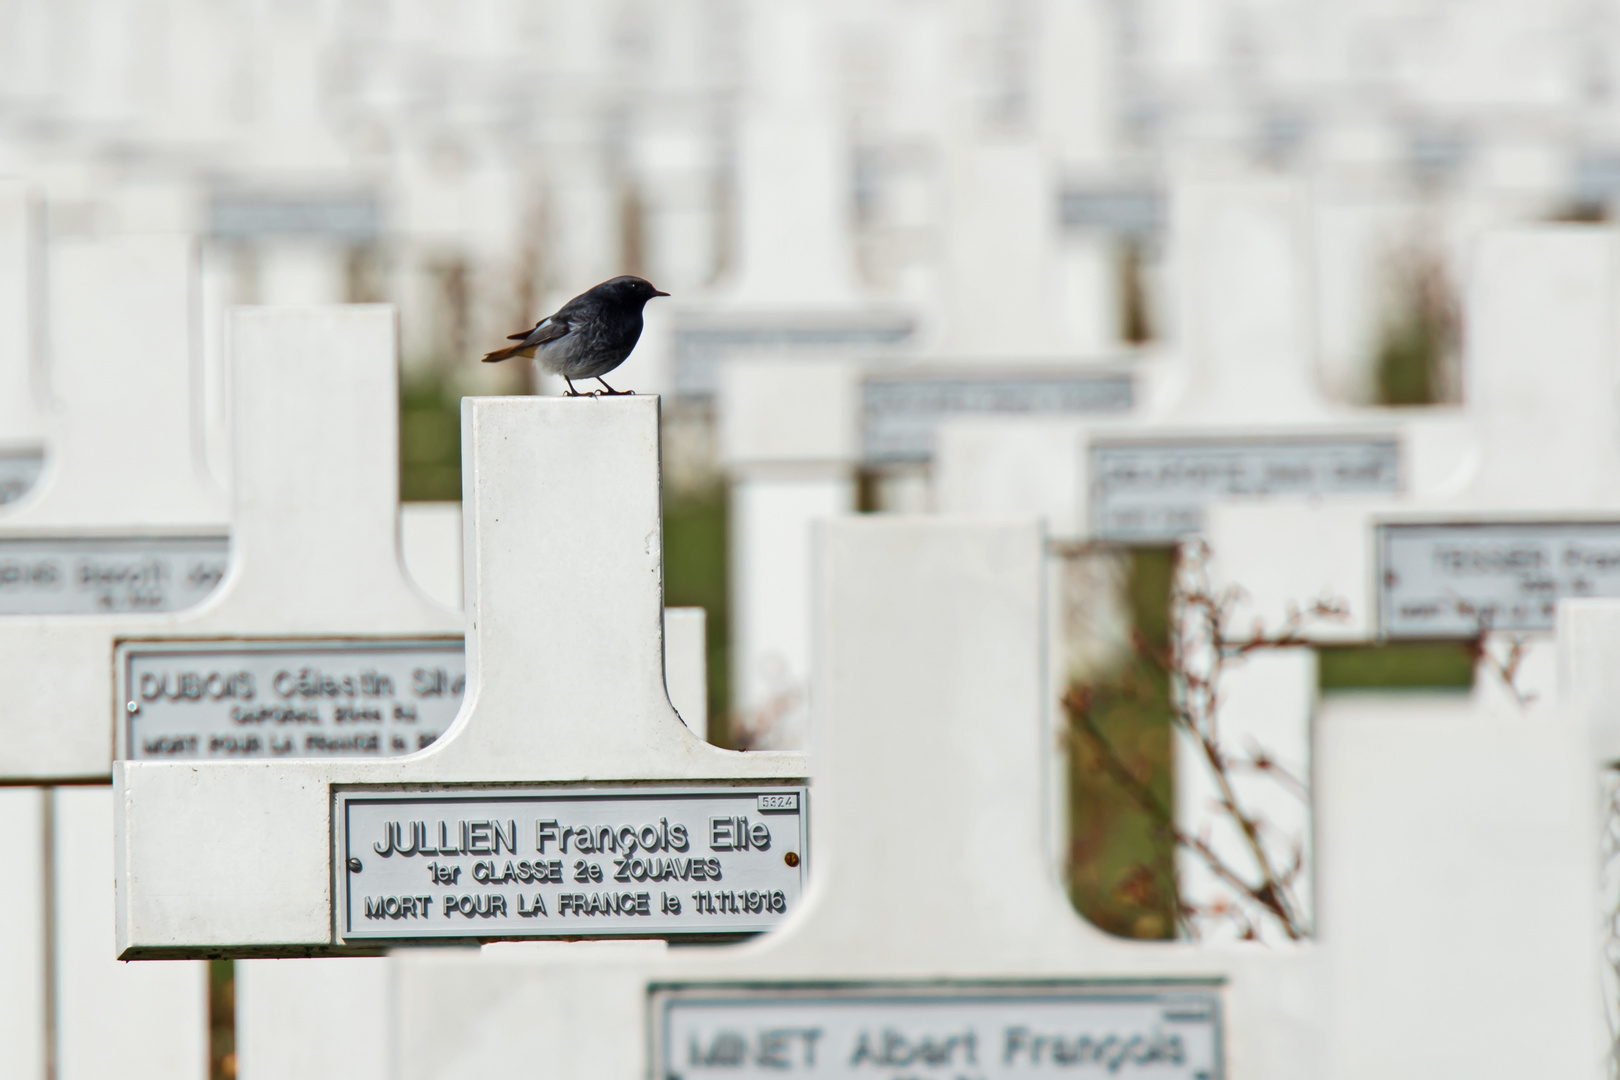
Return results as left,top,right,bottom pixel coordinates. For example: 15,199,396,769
1469,631,1538,708
1064,537,1346,943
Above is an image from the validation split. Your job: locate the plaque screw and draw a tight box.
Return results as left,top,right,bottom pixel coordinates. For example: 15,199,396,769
347,857,362,873
783,852,799,867
126,701,140,715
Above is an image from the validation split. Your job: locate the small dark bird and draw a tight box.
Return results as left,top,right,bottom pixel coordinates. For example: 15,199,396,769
482,275,669,396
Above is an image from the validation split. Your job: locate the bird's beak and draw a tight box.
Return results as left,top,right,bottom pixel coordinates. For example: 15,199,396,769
654,290,670,297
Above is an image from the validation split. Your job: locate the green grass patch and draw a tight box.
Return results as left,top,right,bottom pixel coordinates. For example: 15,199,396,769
1318,641,1475,690
1065,547,1178,941
663,489,732,747
400,375,462,502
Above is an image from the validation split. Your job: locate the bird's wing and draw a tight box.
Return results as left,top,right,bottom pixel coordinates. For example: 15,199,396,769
508,316,571,345
484,316,575,363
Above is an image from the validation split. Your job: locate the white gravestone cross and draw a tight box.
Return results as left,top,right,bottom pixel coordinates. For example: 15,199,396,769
116,396,804,956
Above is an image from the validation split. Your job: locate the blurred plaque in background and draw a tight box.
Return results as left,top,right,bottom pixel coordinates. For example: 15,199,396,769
334,785,808,943
1092,437,1400,544
653,983,1222,1080
1379,521,1620,637
118,638,464,760
1059,184,1167,236
0,450,43,505
0,535,227,614
209,191,380,240
864,373,1135,465
673,314,916,399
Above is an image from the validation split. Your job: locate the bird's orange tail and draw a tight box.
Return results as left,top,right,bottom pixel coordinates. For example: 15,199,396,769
481,343,535,363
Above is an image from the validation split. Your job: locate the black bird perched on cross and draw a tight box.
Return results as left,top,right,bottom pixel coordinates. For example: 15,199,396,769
482,275,669,396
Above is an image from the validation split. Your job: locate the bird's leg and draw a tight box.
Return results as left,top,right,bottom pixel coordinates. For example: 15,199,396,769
563,377,582,397
594,377,634,396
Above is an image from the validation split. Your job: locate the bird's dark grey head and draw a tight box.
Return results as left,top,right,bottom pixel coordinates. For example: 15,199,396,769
598,275,670,304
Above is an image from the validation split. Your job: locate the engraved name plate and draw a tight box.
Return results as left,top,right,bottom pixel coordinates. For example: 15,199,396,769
0,535,228,615
1378,521,1620,637
653,983,1223,1080
334,785,808,942
864,375,1134,465
118,638,464,759
1092,438,1399,543
0,452,43,506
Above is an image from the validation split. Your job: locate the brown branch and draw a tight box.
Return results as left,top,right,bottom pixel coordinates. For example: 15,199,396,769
1065,537,1346,943
1063,686,1304,939
1469,630,1538,708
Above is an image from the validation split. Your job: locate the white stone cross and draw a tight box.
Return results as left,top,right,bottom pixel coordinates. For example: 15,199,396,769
116,395,804,956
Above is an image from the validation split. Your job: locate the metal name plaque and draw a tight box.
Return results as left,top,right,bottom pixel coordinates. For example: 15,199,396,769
118,639,464,760
653,983,1223,1080
1378,521,1620,637
334,785,809,942
864,376,1135,465
0,535,228,615
1091,438,1400,543
0,452,44,506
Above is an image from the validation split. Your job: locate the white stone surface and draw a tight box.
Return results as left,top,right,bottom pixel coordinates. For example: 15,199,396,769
0,786,46,1080
936,144,1063,356
54,785,207,1080
728,476,852,749
395,501,710,742
934,419,1091,539
1312,690,1600,1079
719,360,859,466
0,179,45,456
400,501,464,611
1164,176,1326,424
237,957,389,1080
726,0,861,307
4,233,225,530
116,396,803,955
664,606,709,742
721,360,858,749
